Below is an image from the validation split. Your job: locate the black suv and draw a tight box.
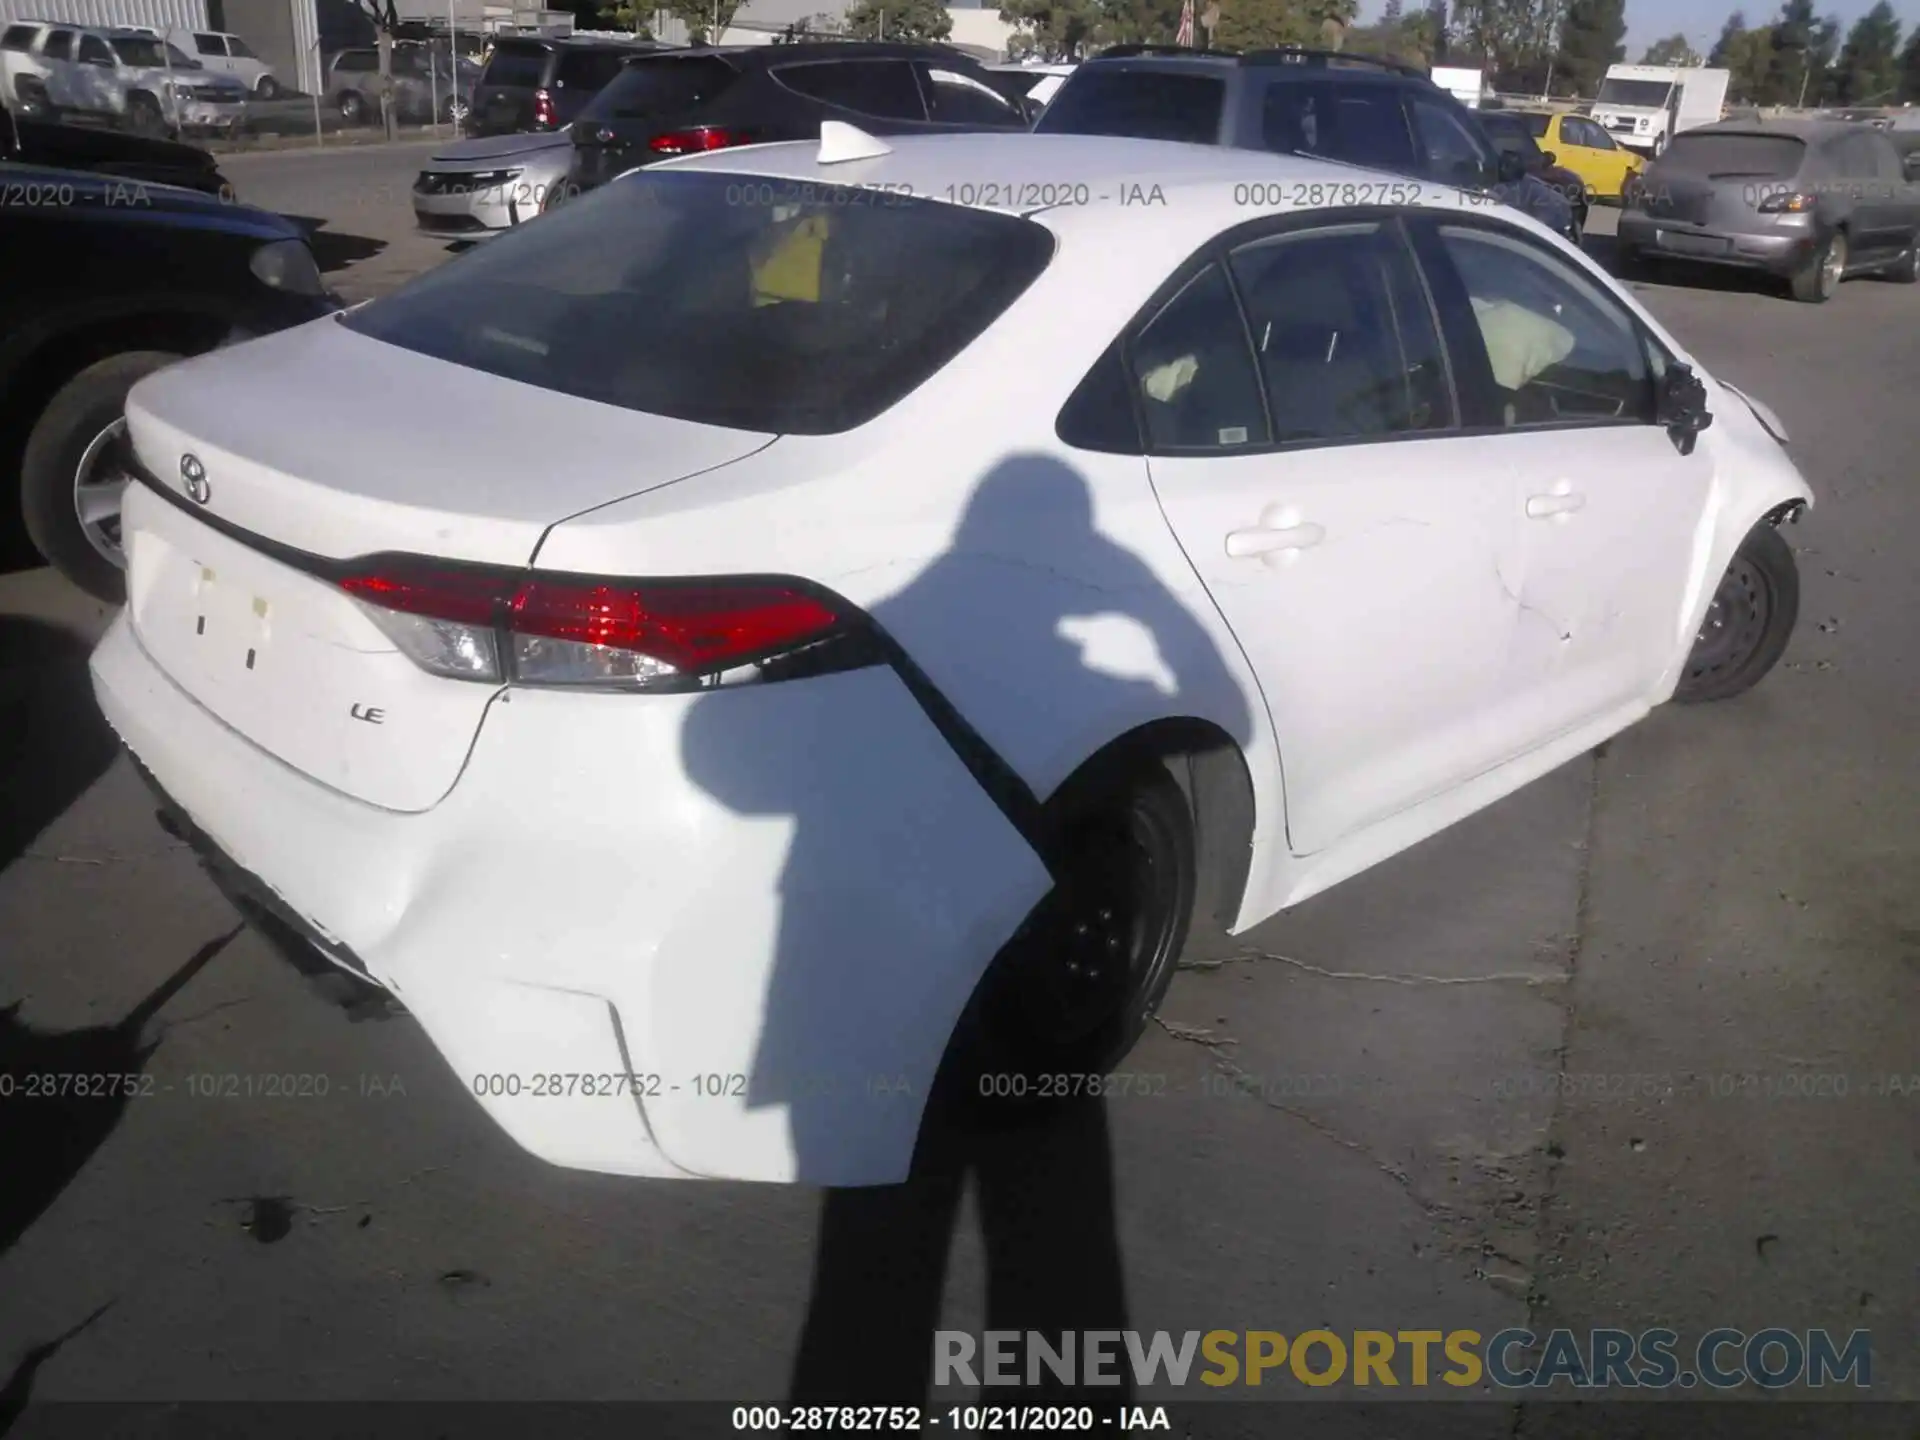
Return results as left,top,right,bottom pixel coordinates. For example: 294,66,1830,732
564,43,1030,198
1036,46,1577,240
2,102,232,196
466,36,670,138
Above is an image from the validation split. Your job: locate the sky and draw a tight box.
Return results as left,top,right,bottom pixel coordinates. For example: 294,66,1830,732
1357,0,1920,56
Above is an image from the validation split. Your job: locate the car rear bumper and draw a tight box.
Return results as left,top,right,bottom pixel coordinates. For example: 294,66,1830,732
90,584,1048,1185
1617,212,1816,273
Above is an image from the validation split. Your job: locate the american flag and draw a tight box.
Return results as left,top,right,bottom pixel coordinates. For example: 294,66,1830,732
1175,0,1195,46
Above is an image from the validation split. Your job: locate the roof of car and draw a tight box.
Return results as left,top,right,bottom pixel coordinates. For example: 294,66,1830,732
652,130,1503,255
1683,118,1863,142
1078,45,1430,80
689,41,980,63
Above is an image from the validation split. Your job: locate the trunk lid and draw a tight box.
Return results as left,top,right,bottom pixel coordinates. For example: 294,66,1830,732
121,318,775,811
427,129,571,166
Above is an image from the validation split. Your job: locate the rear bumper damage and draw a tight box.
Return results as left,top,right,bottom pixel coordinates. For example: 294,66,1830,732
90,603,1051,1186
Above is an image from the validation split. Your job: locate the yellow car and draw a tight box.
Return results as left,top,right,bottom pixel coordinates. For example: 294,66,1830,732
1508,109,1645,201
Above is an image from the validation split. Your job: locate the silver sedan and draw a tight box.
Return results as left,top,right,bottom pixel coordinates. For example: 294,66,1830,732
412,128,576,239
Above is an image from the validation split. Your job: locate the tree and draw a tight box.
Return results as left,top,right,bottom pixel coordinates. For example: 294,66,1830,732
1382,0,1403,21
1556,0,1624,96
346,0,401,140
845,0,952,40
1709,10,1746,65
1901,23,1920,101
1640,33,1699,65
999,0,1101,59
1766,0,1817,105
1834,0,1901,104
662,0,749,44
1212,0,1321,52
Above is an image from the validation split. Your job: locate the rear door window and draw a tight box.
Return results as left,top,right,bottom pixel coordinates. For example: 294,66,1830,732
79,34,116,66
1660,132,1805,179
582,54,739,121
773,59,926,121
333,50,375,73
480,41,550,88
43,30,74,61
553,47,632,91
1128,265,1269,452
1033,69,1224,145
342,170,1055,435
917,63,1024,126
1263,81,1417,174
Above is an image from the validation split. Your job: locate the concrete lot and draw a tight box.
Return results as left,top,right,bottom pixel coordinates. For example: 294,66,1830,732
1,149,1916,1432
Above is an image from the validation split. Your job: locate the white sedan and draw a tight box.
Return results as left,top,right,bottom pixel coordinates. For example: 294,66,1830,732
91,128,1812,1186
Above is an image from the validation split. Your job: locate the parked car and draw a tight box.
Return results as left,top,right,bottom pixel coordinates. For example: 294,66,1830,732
1616,119,1920,302
171,29,281,99
1,163,336,599
412,128,574,238
327,45,478,126
563,42,1029,199
1034,45,1578,241
1478,108,1590,239
91,131,1811,1186
0,22,248,137
465,36,667,139
2,101,233,196
1499,107,1644,200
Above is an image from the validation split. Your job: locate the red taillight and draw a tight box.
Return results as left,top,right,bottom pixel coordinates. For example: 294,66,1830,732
511,580,840,672
533,88,557,127
337,562,848,688
647,126,745,156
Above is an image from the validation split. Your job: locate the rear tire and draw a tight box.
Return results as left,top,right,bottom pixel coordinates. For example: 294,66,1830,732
1791,229,1845,303
337,90,366,124
939,756,1197,1124
21,351,183,604
1887,231,1920,283
255,75,281,100
1672,522,1800,704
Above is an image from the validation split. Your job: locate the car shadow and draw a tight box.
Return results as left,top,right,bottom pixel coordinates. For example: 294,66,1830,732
280,215,387,273
678,453,1256,1407
0,617,120,872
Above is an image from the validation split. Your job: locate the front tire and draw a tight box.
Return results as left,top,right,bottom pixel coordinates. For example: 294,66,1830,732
1791,230,1845,303
337,90,366,125
945,757,1197,1115
20,351,183,604
127,93,167,138
1887,231,1920,283
1673,522,1800,704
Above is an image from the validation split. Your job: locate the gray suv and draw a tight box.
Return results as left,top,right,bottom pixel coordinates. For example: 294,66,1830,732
1617,119,1920,302
1035,45,1576,239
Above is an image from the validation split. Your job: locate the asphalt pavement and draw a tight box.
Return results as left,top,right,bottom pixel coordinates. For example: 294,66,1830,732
1,154,1917,1432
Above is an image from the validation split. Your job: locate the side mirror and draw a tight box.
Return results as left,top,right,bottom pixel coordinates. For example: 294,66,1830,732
1540,149,1557,167
1658,363,1713,456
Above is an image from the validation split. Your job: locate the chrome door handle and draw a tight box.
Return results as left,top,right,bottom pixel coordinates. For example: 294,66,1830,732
1526,491,1587,519
1226,522,1326,558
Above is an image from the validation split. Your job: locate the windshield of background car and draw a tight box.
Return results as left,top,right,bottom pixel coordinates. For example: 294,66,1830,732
1659,132,1806,178
1517,111,1549,135
109,37,168,66
580,55,739,121
1034,69,1224,145
1597,78,1674,108
342,171,1057,434
479,42,548,87
1479,112,1539,154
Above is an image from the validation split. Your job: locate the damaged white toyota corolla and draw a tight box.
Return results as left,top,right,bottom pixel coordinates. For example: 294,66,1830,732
90,128,1814,1186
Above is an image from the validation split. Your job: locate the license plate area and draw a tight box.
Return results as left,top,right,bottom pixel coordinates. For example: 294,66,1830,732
1656,229,1729,256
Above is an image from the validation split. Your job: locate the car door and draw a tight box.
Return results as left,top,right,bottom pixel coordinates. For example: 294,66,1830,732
71,33,117,118
1138,214,1536,857
1409,213,1713,736
38,29,77,107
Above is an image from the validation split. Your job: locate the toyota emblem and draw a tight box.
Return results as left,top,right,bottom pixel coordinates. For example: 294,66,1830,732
180,454,210,505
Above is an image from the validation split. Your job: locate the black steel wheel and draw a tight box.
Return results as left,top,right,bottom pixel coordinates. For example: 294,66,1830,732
940,756,1197,1120
1674,522,1800,704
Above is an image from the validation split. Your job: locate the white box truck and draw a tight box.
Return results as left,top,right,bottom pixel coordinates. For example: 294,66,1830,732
1589,63,1730,157
1431,65,1487,109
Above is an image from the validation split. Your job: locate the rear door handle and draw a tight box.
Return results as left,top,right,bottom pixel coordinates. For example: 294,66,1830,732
1526,491,1587,519
1226,521,1325,558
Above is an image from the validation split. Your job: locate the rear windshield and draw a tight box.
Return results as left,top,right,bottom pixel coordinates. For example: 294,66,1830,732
1035,69,1224,145
552,47,633,90
1597,78,1673,108
342,171,1056,434
480,41,550,88
1660,132,1805,178
581,55,739,120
